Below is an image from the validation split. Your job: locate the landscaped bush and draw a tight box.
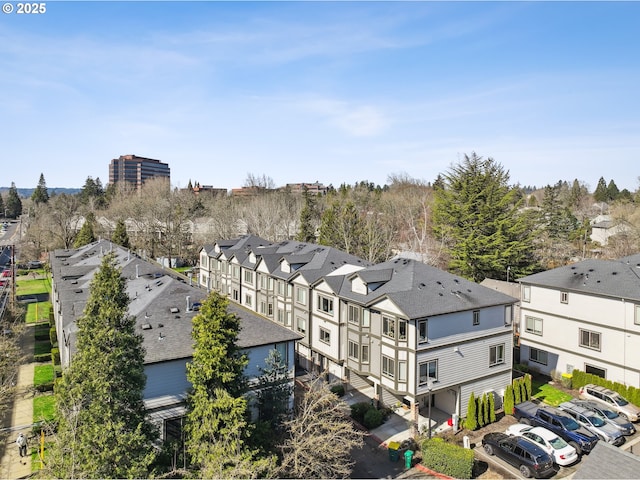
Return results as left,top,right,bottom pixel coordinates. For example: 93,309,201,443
330,384,345,397
363,407,384,429
421,437,474,479
49,326,57,345
34,353,51,363
465,392,477,430
35,382,54,392
51,347,60,365
572,369,640,406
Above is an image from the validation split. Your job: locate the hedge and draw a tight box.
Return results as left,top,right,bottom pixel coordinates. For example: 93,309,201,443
421,437,474,479
572,370,640,406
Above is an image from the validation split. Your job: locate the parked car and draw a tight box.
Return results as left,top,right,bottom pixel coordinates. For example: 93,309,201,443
571,400,636,436
482,432,556,478
558,402,625,446
578,384,640,422
505,423,578,466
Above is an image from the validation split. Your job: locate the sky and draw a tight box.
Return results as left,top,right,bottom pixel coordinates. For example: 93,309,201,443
1,1,639,192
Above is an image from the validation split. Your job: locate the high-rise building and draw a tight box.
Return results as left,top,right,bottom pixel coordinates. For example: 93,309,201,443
108,154,170,189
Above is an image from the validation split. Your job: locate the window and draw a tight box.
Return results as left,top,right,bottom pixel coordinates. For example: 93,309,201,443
418,320,428,343
580,329,601,351
260,274,268,289
585,364,606,378
419,360,437,386
295,287,306,305
361,345,369,364
398,361,407,382
259,301,266,314
319,327,331,345
398,320,407,341
277,309,284,324
635,305,640,325
561,291,569,304
296,316,306,334
244,270,253,284
348,305,360,325
525,316,543,335
382,355,395,379
490,344,505,366
382,316,395,338
522,285,531,302
275,342,288,363
529,347,548,365
362,309,370,327
278,281,285,296
473,310,480,326
244,293,252,307
267,303,273,317
285,311,292,327
317,295,334,315
232,265,239,279
232,289,239,301
348,341,359,360
504,305,513,326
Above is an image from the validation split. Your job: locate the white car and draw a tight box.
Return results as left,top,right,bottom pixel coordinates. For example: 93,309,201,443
505,423,579,466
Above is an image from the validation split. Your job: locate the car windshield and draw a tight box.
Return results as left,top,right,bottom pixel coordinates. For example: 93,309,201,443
600,409,618,420
589,416,606,427
548,436,569,449
613,395,629,406
560,416,581,430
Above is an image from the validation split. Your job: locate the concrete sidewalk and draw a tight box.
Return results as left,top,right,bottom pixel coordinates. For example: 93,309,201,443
0,325,35,479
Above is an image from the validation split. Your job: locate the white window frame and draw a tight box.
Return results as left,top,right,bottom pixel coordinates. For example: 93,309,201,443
579,329,601,351
490,343,505,366
348,305,360,325
419,360,438,386
473,310,480,326
348,340,359,360
295,287,306,306
361,344,370,364
317,295,334,316
525,315,543,336
319,327,331,345
244,270,253,285
382,316,395,339
296,316,306,334
398,319,407,341
529,347,548,366
382,355,395,379
522,285,531,302
418,320,428,343
398,361,407,382
561,291,569,304
635,305,640,325
504,305,513,325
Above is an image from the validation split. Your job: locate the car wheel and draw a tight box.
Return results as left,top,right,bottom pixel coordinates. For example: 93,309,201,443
620,412,630,421
483,444,494,456
519,465,533,478
569,441,582,455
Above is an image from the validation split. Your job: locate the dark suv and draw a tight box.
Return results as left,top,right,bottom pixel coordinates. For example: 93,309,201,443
482,432,556,478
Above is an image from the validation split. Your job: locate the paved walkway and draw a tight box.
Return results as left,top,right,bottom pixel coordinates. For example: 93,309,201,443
0,325,35,479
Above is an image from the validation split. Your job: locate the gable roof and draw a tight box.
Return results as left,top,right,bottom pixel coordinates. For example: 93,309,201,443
339,258,516,319
519,255,640,302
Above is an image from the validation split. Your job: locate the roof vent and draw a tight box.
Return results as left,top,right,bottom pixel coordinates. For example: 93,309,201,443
141,323,152,330
612,272,618,275
74,289,83,294
170,307,179,314
158,323,163,328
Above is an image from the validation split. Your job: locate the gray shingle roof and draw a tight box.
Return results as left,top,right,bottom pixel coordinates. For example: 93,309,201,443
572,440,640,479
51,239,300,366
519,256,640,302
338,258,516,319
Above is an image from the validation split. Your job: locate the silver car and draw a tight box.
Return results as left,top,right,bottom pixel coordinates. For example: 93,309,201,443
558,402,625,446
578,384,640,422
572,400,636,436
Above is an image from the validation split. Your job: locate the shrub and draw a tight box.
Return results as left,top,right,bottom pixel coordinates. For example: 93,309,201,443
524,374,532,401
488,392,496,423
477,394,486,428
351,401,372,424
33,353,51,363
465,392,477,431
504,384,515,415
330,384,345,397
421,437,474,479
514,363,530,373
49,326,57,345
363,408,384,429
35,382,54,392
514,378,522,404
51,347,60,365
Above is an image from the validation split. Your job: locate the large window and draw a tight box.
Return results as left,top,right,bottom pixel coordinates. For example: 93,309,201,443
504,305,513,326
418,320,428,343
295,287,306,305
232,265,239,279
348,341,359,360
522,285,531,302
419,360,437,386
382,316,395,338
319,327,331,345
348,305,360,325
585,364,606,378
529,347,548,366
579,329,601,351
244,270,253,284
490,344,505,366
398,320,407,341
382,355,395,379
277,308,284,324
398,361,407,382
361,344,369,364
244,293,252,307
525,316,543,336
278,280,285,296
317,295,334,315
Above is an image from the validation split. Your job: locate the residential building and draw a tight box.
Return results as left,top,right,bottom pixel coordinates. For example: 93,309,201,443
283,182,329,195
518,254,640,387
108,154,170,190
49,239,300,440
590,214,631,246
199,235,517,427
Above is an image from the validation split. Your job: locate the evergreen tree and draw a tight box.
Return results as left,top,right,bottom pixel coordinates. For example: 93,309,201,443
5,182,22,219
186,292,262,475
488,392,496,424
514,378,522,405
477,394,486,428
74,212,96,248
318,200,363,256
482,393,490,426
465,392,478,430
524,374,532,401
593,177,608,203
112,219,131,249
606,179,620,202
46,252,157,478
503,384,515,415
432,153,539,281
541,182,579,240
79,176,106,208
31,173,49,205
296,186,317,243
0,193,4,218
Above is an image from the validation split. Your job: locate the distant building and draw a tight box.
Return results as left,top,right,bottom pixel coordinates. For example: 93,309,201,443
284,182,329,195
192,184,227,196
108,154,170,190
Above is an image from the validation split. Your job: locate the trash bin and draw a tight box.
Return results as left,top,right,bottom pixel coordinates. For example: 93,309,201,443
388,441,400,462
404,449,414,469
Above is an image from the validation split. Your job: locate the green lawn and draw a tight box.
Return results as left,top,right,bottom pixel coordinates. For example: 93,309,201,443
26,302,51,324
16,277,51,296
34,364,54,386
531,379,573,406
33,395,55,423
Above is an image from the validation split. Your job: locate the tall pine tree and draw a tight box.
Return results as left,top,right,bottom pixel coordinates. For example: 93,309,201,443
433,153,539,282
31,173,49,205
112,218,131,248
5,182,22,219
296,186,318,243
46,252,157,478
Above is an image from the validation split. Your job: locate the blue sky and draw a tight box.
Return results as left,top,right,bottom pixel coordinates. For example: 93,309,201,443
1,1,639,192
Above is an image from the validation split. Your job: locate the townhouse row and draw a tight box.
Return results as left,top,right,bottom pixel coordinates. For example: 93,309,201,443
199,235,517,426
